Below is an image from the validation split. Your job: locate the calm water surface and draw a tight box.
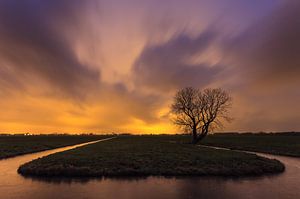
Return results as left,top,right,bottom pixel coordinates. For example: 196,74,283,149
0,139,299,199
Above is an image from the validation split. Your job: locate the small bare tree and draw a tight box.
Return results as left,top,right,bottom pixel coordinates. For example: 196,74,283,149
171,87,232,144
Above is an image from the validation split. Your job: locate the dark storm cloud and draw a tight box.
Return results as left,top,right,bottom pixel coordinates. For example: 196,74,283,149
0,0,100,98
132,30,223,92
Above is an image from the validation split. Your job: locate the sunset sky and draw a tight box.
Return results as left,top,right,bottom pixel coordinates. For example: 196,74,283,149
0,0,299,134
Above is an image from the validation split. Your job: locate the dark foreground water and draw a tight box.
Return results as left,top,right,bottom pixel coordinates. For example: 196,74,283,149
0,139,299,199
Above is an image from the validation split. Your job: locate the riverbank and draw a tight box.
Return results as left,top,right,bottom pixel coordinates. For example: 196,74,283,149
0,135,110,159
201,132,300,157
18,135,284,177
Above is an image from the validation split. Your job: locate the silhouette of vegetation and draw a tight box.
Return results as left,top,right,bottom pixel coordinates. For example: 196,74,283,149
18,135,284,177
171,87,232,144
0,135,109,159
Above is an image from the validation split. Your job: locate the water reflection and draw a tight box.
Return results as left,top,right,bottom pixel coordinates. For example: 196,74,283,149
23,172,283,185
24,176,150,185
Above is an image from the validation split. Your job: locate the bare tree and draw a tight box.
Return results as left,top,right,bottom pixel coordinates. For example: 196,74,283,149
171,87,232,144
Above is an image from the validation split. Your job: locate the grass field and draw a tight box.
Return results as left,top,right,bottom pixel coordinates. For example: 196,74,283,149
18,135,284,177
200,132,300,157
0,134,110,159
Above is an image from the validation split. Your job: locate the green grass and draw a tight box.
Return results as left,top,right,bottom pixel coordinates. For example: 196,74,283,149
0,134,110,159
18,135,284,177
200,132,300,157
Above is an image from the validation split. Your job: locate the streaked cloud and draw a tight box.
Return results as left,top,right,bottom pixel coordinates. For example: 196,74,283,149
132,30,223,93
0,0,100,98
0,0,298,133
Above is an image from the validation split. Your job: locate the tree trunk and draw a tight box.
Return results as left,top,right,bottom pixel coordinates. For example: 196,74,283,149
192,126,209,144
191,126,198,144
196,127,209,143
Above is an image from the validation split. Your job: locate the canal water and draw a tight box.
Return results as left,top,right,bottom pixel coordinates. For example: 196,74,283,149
0,139,299,199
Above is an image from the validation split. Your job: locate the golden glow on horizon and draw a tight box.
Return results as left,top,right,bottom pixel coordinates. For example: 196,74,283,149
0,92,178,134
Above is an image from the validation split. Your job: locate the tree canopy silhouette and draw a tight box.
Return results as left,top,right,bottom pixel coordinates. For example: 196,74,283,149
171,87,232,144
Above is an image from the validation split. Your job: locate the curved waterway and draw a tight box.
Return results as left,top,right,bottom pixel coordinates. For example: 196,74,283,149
0,139,299,199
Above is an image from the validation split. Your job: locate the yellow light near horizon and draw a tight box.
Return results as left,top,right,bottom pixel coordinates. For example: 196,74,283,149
121,118,177,134
0,92,180,134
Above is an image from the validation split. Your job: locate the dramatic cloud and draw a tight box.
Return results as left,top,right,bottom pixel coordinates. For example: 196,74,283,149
0,0,298,133
222,1,300,131
226,1,300,87
132,31,223,93
0,0,100,98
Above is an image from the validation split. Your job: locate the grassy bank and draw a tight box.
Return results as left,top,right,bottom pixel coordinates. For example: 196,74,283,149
18,135,284,177
201,132,300,157
0,134,110,159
